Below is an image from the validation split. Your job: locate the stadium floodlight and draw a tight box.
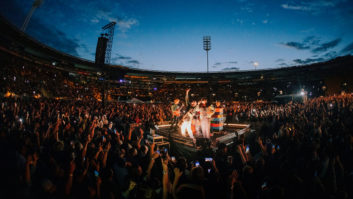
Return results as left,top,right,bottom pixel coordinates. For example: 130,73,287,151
21,0,44,32
203,36,211,73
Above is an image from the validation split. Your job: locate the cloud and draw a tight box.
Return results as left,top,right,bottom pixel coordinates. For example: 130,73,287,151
91,18,99,23
212,62,222,68
300,28,315,33
117,18,139,33
212,61,237,68
303,36,320,45
115,54,132,60
311,38,341,53
323,51,337,59
92,10,118,23
91,10,138,33
125,59,140,68
222,67,239,71
281,4,311,11
293,57,325,65
235,18,244,24
275,58,285,62
281,41,310,50
240,6,253,13
278,63,289,67
281,0,346,14
340,42,353,54
127,60,140,65
111,53,136,65
281,37,341,54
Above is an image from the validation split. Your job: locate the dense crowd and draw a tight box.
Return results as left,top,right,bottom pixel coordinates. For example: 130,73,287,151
1,93,353,199
1,60,353,199
1,61,328,103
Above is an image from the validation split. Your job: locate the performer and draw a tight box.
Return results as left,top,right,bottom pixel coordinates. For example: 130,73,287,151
211,100,224,132
188,92,201,138
179,89,196,140
197,98,215,139
170,98,183,129
180,109,195,139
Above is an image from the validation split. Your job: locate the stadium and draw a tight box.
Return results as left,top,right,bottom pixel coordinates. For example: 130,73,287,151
1,1,353,199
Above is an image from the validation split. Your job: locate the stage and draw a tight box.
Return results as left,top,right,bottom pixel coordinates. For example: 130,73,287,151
148,123,251,158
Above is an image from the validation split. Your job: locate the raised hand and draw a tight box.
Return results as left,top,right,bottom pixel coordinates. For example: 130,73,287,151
229,170,238,185
33,152,39,163
257,137,263,145
26,155,33,165
86,134,92,144
161,157,168,171
56,118,62,127
105,142,111,151
139,128,144,137
48,122,53,129
152,152,160,160
174,167,183,178
69,160,76,175
98,145,103,153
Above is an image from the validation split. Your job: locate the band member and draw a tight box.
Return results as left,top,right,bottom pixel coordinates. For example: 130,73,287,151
170,98,183,129
211,100,224,132
197,98,215,139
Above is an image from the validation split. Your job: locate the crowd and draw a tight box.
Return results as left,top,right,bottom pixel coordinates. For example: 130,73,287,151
1,92,353,199
1,60,329,104
1,61,353,199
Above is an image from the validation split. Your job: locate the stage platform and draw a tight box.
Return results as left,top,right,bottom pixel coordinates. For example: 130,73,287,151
150,123,251,157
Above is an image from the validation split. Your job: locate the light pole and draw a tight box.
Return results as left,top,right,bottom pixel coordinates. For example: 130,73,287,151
253,61,259,70
203,36,211,73
21,0,44,32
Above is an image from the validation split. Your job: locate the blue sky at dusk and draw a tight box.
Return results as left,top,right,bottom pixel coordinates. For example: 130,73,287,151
1,0,353,72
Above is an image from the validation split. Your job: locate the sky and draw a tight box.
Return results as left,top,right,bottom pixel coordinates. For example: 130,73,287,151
1,0,353,72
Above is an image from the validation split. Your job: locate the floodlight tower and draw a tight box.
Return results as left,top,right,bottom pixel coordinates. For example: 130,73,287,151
21,0,44,32
203,36,211,73
102,22,116,65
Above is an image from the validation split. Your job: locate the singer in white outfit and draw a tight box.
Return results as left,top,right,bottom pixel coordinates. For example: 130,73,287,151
180,110,194,139
197,98,214,139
